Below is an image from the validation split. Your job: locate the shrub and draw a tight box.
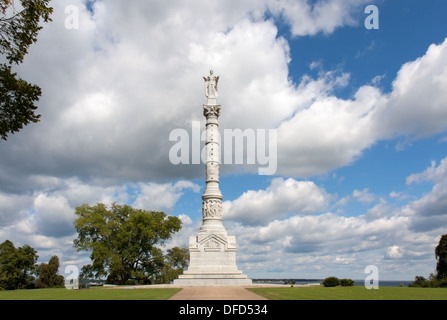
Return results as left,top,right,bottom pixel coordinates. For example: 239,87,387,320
340,278,354,286
322,276,340,287
126,279,136,285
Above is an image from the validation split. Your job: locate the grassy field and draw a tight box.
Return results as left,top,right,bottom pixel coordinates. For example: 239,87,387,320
247,285,447,300
0,285,446,300
0,287,181,300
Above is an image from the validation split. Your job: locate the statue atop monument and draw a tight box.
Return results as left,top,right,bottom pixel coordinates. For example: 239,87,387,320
203,70,219,100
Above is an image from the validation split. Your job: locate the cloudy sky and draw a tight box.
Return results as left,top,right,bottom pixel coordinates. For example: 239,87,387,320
1,0,447,281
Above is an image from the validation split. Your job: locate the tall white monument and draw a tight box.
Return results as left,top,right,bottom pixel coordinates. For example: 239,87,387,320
174,71,252,286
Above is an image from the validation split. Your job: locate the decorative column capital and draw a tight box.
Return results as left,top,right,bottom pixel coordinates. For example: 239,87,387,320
203,104,221,118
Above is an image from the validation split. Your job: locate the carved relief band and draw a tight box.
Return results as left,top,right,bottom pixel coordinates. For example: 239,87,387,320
202,199,223,219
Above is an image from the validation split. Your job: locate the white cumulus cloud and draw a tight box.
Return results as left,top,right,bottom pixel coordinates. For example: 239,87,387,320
224,177,330,224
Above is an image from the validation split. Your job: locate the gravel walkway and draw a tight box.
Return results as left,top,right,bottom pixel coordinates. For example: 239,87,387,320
168,287,268,300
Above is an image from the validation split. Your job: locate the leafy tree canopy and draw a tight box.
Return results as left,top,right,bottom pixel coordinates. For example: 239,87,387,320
156,247,189,284
0,0,53,140
73,203,183,285
410,234,447,287
0,239,38,290
35,255,64,288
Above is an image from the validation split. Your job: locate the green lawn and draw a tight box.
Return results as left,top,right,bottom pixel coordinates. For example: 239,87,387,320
1,285,447,300
247,286,447,300
0,287,182,300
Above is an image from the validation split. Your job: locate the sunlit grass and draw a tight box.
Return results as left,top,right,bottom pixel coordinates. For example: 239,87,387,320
0,287,181,300
247,286,447,300
2,285,446,300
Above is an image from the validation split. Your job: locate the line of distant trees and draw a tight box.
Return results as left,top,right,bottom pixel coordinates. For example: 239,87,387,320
0,240,64,290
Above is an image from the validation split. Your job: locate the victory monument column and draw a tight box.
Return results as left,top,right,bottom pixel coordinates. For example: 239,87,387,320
174,71,252,286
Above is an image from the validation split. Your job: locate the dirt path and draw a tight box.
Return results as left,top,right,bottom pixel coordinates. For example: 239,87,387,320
169,287,268,300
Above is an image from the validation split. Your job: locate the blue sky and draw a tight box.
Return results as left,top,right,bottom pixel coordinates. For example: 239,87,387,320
1,0,447,281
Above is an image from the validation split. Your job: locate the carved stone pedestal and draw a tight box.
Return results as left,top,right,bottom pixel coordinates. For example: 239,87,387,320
174,233,251,286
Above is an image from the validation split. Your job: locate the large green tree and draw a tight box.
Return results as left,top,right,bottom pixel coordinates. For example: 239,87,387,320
73,203,183,285
0,0,53,141
0,240,38,290
435,234,447,280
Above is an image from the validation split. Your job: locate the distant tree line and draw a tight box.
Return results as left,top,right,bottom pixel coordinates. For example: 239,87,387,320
0,240,63,290
409,234,447,288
